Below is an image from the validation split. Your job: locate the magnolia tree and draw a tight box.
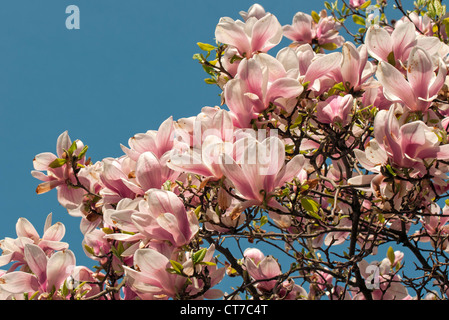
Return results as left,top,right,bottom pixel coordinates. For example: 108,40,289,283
2,0,449,300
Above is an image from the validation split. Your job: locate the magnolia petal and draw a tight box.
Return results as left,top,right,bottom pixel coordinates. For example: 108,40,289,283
42,222,65,242
215,17,251,56
136,152,163,191
24,244,47,284
46,249,76,292
0,271,39,294
365,26,392,62
376,61,417,110
15,218,40,243
250,14,283,53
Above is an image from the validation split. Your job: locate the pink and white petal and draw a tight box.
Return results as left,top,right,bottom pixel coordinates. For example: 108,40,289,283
42,222,66,242
304,52,342,84
46,249,76,292
265,78,302,104
376,62,417,110
407,47,434,100
215,17,251,56
348,174,377,192
33,152,58,171
155,117,174,157
274,154,305,187
391,21,417,62
15,218,40,243
220,153,259,200
56,131,72,159
156,213,187,246
57,185,86,210
365,26,392,62
136,152,163,191
250,14,283,52
0,271,39,294
24,244,47,284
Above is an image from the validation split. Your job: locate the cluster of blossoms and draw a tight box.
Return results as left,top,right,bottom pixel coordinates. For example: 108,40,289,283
2,1,449,300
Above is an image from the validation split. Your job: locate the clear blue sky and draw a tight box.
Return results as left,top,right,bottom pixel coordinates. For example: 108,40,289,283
0,0,417,290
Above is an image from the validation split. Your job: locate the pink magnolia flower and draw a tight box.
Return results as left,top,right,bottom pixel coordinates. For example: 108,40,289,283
239,4,267,21
415,204,449,250
316,94,354,127
333,42,375,92
372,107,449,170
349,0,367,8
224,54,302,127
365,20,442,67
219,136,305,212
215,12,283,58
0,244,75,299
376,46,446,112
123,244,224,300
283,10,344,49
167,108,236,179
275,44,343,96
32,131,88,209
121,116,175,161
0,214,68,272
243,248,307,299
244,248,281,292
357,253,410,300
104,189,199,248
100,156,138,204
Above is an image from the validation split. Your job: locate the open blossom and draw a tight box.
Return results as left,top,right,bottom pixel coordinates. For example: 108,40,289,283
365,20,442,67
283,10,344,49
349,0,366,8
219,136,305,211
124,244,225,300
167,108,236,179
356,251,410,300
243,248,307,299
103,189,199,248
31,131,88,209
316,94,354,127
0,244,75,299
0,214,68,272
121,116,175,161
215,7,283,58
376,46,446,112
224,53,302,128
333,42,375,92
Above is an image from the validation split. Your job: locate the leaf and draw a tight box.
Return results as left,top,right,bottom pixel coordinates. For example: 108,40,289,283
387,51,396,66
387,246,395,265
360,0,371,9
300,197,322,220
198,261,217,266
352,15,366,26
320,42,338,51
204,78,217,84
260,215,268,227
84,244,95,256
48,158,67,168
61,279,69,297
311,11,320,23
193,248,207,264
197,42,215,52
169,260,184,275
77,145,88,159
67,141,78,156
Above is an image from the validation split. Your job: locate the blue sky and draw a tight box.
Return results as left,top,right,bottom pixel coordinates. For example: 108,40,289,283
0,0,421,295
